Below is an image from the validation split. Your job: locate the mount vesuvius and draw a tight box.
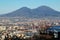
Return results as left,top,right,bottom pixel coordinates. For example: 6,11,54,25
1,6,60,18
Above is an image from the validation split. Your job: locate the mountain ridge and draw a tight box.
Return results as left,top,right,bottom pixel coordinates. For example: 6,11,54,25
1,6,60,18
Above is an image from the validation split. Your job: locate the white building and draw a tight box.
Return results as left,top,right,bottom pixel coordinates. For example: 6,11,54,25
0,26,6,31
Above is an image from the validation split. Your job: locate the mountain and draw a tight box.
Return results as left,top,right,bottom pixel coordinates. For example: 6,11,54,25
1,6,60,18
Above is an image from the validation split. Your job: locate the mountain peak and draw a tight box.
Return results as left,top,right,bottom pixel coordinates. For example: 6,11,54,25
20,7,30,10
40,6,50,8
34,6,54,11
37,6,52,9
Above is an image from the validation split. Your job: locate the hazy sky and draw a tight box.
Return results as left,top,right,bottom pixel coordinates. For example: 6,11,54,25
0,0,60,14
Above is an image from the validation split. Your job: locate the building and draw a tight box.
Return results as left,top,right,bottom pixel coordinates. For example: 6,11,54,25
0,26,6,31
46,26,60,39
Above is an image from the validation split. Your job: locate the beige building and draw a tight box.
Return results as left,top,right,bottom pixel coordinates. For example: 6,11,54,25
0,26,6,31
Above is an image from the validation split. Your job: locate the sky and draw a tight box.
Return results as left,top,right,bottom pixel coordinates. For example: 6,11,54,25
0,0,60,14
